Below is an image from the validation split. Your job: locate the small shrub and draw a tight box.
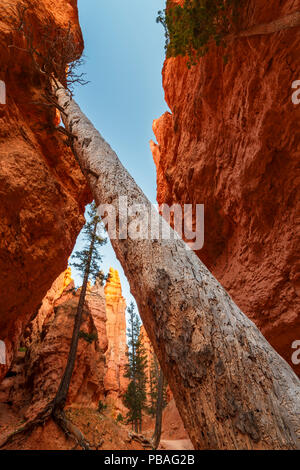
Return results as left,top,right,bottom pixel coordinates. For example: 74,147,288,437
78,331,97,344
98,400,107,414
18,347,27,352
70,287,77,296
116,413,124,423
157,0,242,67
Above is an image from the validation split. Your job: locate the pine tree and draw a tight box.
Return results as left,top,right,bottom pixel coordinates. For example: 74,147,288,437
53,202,107,413
123,303,148,433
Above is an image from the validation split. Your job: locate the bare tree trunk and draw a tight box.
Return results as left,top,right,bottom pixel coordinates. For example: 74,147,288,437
54,84,300,450
153,368,164,449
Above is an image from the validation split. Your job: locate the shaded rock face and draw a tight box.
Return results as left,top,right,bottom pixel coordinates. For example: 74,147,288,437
0,0,91,381
151,0,300,375
0,270,107,420
104,268,128,416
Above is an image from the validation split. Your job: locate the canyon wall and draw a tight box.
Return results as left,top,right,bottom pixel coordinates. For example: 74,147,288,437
1,267,185,448
151,0,300,375
0,0,91,380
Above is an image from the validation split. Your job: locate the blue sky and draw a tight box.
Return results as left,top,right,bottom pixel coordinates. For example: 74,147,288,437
71,0,167,309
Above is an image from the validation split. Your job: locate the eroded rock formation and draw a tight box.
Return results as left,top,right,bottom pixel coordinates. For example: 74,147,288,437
104,268,128,416
0,0,91,381
0,267,133,448
0,269,107,426
150,0,300,376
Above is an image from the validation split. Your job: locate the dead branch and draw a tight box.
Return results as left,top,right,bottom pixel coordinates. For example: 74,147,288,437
52,408,90,450
128,431,154,450
56,126,78,140
3,4,88,96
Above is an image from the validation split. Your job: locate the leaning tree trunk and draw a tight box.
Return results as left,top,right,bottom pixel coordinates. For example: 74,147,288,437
54,84,300,450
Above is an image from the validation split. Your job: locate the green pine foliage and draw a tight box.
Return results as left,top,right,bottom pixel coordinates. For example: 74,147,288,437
123,303,148,433
78,331,97,344
157,0,241,67
116,413,124,423
71,202,107,284
98,400,107,414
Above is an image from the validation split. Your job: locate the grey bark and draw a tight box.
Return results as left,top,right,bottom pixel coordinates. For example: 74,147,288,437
54,84,300,450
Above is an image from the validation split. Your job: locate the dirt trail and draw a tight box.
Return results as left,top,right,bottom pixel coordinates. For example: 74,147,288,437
159,439,194,450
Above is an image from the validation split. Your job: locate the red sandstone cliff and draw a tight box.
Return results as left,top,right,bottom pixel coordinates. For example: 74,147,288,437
151,0,300,375
0,0,91,381
104,268,129,416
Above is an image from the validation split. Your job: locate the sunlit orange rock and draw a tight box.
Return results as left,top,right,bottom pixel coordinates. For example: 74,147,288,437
104,268,128,416
53,108,61,127
139,324,155,403
0,269,107,420
151,0,300,376
0,0,91,383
